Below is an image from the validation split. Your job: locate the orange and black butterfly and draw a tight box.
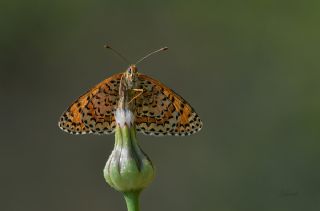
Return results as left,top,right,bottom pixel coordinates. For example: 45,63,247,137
58,47,202,136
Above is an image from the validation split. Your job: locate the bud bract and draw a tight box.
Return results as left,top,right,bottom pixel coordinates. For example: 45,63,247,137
104,109,155,192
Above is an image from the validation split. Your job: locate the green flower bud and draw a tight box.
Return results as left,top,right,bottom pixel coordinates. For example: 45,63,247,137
103,109,155,193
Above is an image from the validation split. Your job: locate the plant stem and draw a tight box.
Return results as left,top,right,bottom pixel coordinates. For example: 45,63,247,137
123,191,140,211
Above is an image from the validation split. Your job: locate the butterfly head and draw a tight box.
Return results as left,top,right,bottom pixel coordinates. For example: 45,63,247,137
126,65,138,75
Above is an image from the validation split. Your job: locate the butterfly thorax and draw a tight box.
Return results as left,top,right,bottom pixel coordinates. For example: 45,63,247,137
117,65,139,111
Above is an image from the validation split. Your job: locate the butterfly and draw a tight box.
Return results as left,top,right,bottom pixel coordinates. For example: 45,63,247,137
58,47,203,136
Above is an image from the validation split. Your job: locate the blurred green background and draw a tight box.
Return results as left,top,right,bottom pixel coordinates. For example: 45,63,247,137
1,0,320,211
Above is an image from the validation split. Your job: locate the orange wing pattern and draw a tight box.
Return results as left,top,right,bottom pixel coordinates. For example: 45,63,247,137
135,74,202,136
59,73,202,136
58,73,122,134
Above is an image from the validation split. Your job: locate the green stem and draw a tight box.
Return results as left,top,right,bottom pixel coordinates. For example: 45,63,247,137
123,191,140,211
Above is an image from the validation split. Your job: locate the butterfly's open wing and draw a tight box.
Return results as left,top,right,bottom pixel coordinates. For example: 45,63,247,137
135,74,203,136
58,73,122,134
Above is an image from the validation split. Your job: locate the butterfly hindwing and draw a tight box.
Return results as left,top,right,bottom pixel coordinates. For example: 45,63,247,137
135,74,203,136
58,73,122,134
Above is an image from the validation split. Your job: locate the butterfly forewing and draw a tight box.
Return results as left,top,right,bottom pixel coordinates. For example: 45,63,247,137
135,74,203,136
58,73,122,134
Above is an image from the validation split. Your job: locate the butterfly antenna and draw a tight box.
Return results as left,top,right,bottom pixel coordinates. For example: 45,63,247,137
135,47,168,65
104,44,130,65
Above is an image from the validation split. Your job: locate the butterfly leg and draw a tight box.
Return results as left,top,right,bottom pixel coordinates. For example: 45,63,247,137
128,88,144,104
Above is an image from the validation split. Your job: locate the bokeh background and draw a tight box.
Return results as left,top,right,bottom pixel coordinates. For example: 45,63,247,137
1,1,320,211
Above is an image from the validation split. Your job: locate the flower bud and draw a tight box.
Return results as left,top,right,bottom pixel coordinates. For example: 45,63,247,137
103,109,155,193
